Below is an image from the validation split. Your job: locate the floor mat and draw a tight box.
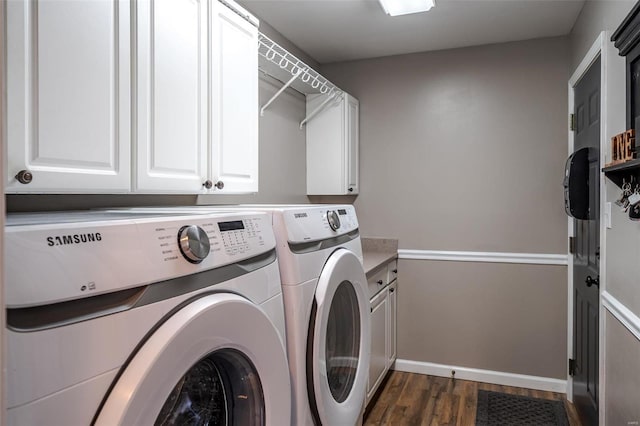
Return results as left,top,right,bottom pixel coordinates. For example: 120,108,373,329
475,390,569,426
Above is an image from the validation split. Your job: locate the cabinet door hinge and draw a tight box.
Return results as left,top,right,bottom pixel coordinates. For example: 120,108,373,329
570,113,576,131
569,358,576,376
569,236,576,254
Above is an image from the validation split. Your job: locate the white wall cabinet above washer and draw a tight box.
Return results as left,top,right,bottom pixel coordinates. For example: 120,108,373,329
138,0,258,194
135,0,209,193
5,0,132,193
209,0,259,194
5,0,258,195
306,92,359,195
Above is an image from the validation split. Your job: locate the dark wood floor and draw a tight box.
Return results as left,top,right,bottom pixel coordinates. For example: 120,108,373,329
364,371,582,426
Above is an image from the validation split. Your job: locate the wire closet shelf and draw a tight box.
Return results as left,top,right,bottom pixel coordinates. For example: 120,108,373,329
258,32,343,121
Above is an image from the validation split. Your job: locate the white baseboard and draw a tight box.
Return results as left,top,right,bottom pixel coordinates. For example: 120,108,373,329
393,359,567,394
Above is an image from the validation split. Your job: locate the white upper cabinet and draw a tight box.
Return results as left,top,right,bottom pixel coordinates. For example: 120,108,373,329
6,0,131,193
135,0,208,193
210,0,259,194
5,0,259,195
306,92,359,195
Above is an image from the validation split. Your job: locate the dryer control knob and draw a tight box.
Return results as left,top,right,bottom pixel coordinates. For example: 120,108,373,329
327,210,341,231
178,225,210,264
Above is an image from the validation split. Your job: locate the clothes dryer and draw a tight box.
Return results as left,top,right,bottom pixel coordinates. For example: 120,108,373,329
113,205,370,426
5,210,291,425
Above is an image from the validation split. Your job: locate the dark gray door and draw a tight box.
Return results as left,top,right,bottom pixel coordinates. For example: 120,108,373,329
572,56,600,426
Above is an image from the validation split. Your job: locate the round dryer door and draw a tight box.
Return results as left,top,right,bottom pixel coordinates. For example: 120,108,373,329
309,248,371,426
94,293,291,426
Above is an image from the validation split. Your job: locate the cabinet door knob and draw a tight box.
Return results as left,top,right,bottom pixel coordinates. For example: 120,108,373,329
203,180,213,189
377,280,384,285
390,288,396,293
15,170,33,184
348,187,353,192
214,181,224,190
392,269,398,273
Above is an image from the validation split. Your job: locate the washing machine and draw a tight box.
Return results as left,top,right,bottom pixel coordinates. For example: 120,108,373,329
5,210,291,425
111,204,371,426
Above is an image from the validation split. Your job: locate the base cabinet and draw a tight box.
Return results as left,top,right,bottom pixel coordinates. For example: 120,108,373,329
368,290,388,400
366,259,398,404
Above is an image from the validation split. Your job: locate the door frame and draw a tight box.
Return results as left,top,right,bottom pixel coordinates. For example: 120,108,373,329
567,31,626,425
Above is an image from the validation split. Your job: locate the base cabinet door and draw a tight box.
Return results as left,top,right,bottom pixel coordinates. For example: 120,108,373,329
388,281,398,364
135,0,208,193
367,290,388,401
210,1,259,194
6,0,131,193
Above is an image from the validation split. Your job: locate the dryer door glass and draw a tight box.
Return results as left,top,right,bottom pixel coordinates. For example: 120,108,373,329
308,248,370,426
156,349,264,426
325,280,360,403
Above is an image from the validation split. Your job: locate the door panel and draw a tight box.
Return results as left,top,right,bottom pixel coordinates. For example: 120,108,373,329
572,56,600,426
6,0,131,192
135,0,208,192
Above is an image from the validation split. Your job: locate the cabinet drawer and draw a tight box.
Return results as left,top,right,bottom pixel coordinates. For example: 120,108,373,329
387,259,398,283
367,267,387,298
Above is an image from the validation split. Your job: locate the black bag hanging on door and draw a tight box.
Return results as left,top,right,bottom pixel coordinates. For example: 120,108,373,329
563,147,590,220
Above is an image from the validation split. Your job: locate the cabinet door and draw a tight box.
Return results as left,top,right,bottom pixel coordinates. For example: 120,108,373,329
367,290,388,402
306,92,359,195
388,281,398,364
210,1,259,193
6,0,131,193
135,0,208,193
345,95,359,194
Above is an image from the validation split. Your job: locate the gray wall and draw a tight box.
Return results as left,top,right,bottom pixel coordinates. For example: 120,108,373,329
399,260,567,378
322,38,570,379
569,0,635,72
605,312,640,426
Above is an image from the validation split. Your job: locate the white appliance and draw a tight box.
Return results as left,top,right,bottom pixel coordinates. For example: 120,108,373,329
5,210,291,425
113,205,371,426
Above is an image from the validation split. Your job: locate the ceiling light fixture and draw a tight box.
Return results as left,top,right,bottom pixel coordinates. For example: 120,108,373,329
378,0,435,16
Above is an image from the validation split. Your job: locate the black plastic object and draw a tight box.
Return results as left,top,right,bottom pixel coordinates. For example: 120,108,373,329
564,147,590,220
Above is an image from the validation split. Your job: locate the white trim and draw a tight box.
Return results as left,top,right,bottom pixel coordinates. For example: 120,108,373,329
393,359,567,394
602,291,640,342
397,249,568,266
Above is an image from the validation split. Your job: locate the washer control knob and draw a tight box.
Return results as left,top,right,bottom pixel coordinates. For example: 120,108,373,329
327,210,341,231
178,225,210,264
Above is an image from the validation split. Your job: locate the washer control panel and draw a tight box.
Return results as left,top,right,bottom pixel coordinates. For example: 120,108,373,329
5,211,275,308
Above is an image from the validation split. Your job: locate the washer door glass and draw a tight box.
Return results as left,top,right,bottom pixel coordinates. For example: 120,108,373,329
156,349,263,426
325,280,360,403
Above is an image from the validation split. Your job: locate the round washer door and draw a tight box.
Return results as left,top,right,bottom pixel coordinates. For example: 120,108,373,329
94,293,291,426
309,248,371,426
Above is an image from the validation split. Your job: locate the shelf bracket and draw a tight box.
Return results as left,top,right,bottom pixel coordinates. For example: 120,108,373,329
260,68,305,116
300,91,342,130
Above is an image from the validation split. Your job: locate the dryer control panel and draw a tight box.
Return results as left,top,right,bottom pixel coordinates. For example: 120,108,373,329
280,205,359,244
5,211,275,308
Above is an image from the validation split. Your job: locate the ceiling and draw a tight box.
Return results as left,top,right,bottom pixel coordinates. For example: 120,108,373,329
238,0,586,64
